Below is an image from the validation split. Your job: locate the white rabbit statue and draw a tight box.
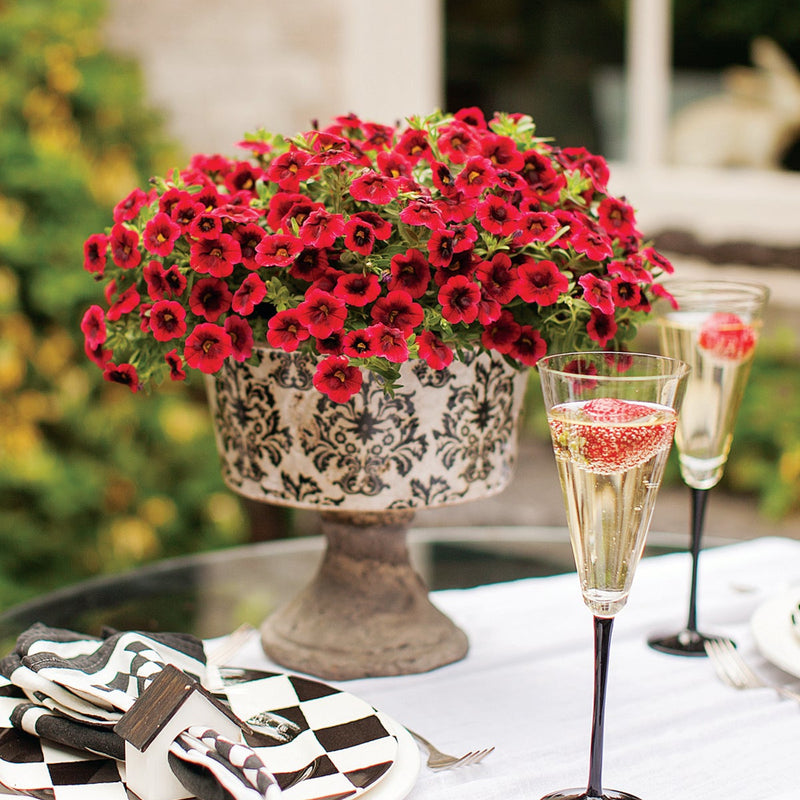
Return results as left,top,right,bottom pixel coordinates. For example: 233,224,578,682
669,37,800,169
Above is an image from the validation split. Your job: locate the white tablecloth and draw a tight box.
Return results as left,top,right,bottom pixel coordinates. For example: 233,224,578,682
238,536,800,800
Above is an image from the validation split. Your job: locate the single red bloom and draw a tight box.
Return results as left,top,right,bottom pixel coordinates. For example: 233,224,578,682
311,266,344,293
188,211,223,240
224,315,254,362
607,259,652,284
334,272,382,307
520,149,565,202
351,211,392,240
480,134,524,171
158,187,184,217
315,331,345,356
427,229,456,268
299,209,345,248
143,212,181,257
651,283,678,309
171,197,206,232
190,234,241,278
476,291,502,325
265,192,307,229
598,196,639,239
516,258,569,306
149,299,187,341
312,355,363,402
232,273,266,315
454,156,497,198
255,234,303,267
362,122,395,151
113,188,148,223
224,161,263,196
144,260,169,300
494,168,528,193
579,274,615,315
417,330,453,370
455,106,487,129
189,277,233,322
450,223,478,252
164,266,187,297
109,224,142,270
399,198,445,230
376,150,413,181
343,328,378,359
437,122,479,164
106,284,141,321
572,227,614,261
477,253,518,304
510,325,547,366
396,128,432,164
298,288,347,338
165,349,186,381
103,361,140,392
476,195,520,237
349,170,399,204
643,246,674,274
438,275,482,325
433,248,479,288
611,279,642,309
389,248,431,299
308,131,361,167
184,323,233,373
213,196,261,224
370,289,424,335
481,310,521,354
236,136,272,155
514,212,559,246
586,310,618,347
267,309,310,352
370,323,409,363
195,184,221,210
430,161,458,196
232,223,265,270
81,305,106,349
343,219,376,256
267,149,316,191
290,247,329,281
85,339,112,368
83,233,108,275
551,209,585,247
436,194,478,223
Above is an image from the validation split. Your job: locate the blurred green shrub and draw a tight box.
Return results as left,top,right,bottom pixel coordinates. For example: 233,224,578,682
0,0,247,606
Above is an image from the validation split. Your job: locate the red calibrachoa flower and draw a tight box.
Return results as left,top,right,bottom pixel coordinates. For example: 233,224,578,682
298,288,347,338
190,234,241,278
149,300,187,341
184,323,232,373
516,258,569,306
81,109,673,399
439,275,481,324
312,355,363,402
267,309,310,351
189,277,232,322
143,212,181,257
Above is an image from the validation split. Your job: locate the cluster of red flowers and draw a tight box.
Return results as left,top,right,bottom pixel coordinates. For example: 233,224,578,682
81,108,673,402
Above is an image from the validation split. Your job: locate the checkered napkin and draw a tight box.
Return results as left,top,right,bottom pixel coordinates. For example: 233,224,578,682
0,623,281,800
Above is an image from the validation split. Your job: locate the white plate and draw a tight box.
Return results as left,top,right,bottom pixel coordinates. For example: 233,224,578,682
367,714,420,800
751,588,800,678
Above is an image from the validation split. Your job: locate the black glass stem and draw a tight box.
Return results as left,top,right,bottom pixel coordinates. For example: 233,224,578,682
648,487,728,656
587,615,613,797
542,616,642,800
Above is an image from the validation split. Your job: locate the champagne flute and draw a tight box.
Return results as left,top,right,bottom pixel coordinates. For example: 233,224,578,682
647,280,769,657
538,351,688,800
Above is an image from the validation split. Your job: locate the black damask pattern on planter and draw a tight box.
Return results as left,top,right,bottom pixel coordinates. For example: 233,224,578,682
206,348,529,513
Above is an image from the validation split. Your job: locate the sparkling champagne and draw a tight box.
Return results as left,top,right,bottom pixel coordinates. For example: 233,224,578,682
548,399,678,616
658,311,760,490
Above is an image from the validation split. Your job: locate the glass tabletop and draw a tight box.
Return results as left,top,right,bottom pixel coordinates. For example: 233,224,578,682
0,525,705,650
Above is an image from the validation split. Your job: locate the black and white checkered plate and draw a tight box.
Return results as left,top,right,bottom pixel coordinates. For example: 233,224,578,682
0,667,415,800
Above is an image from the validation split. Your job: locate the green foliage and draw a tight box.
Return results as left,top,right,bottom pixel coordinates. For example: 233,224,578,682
0,0,247,606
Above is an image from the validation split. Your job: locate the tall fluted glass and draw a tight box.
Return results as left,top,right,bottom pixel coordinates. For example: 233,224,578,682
538,352,689,800
647,280,768,657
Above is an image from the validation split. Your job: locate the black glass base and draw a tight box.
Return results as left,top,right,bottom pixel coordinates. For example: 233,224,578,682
647,629,731,657
541,789,643,800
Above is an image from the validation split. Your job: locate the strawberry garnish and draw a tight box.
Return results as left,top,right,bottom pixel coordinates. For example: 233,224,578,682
549,399,676,474
697,312,756,361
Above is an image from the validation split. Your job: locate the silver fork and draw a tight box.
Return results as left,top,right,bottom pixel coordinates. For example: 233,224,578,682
705,638,800,703
407,728,494,770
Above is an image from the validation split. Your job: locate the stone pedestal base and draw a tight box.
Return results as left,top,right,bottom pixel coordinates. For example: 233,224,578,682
260,510,468,680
